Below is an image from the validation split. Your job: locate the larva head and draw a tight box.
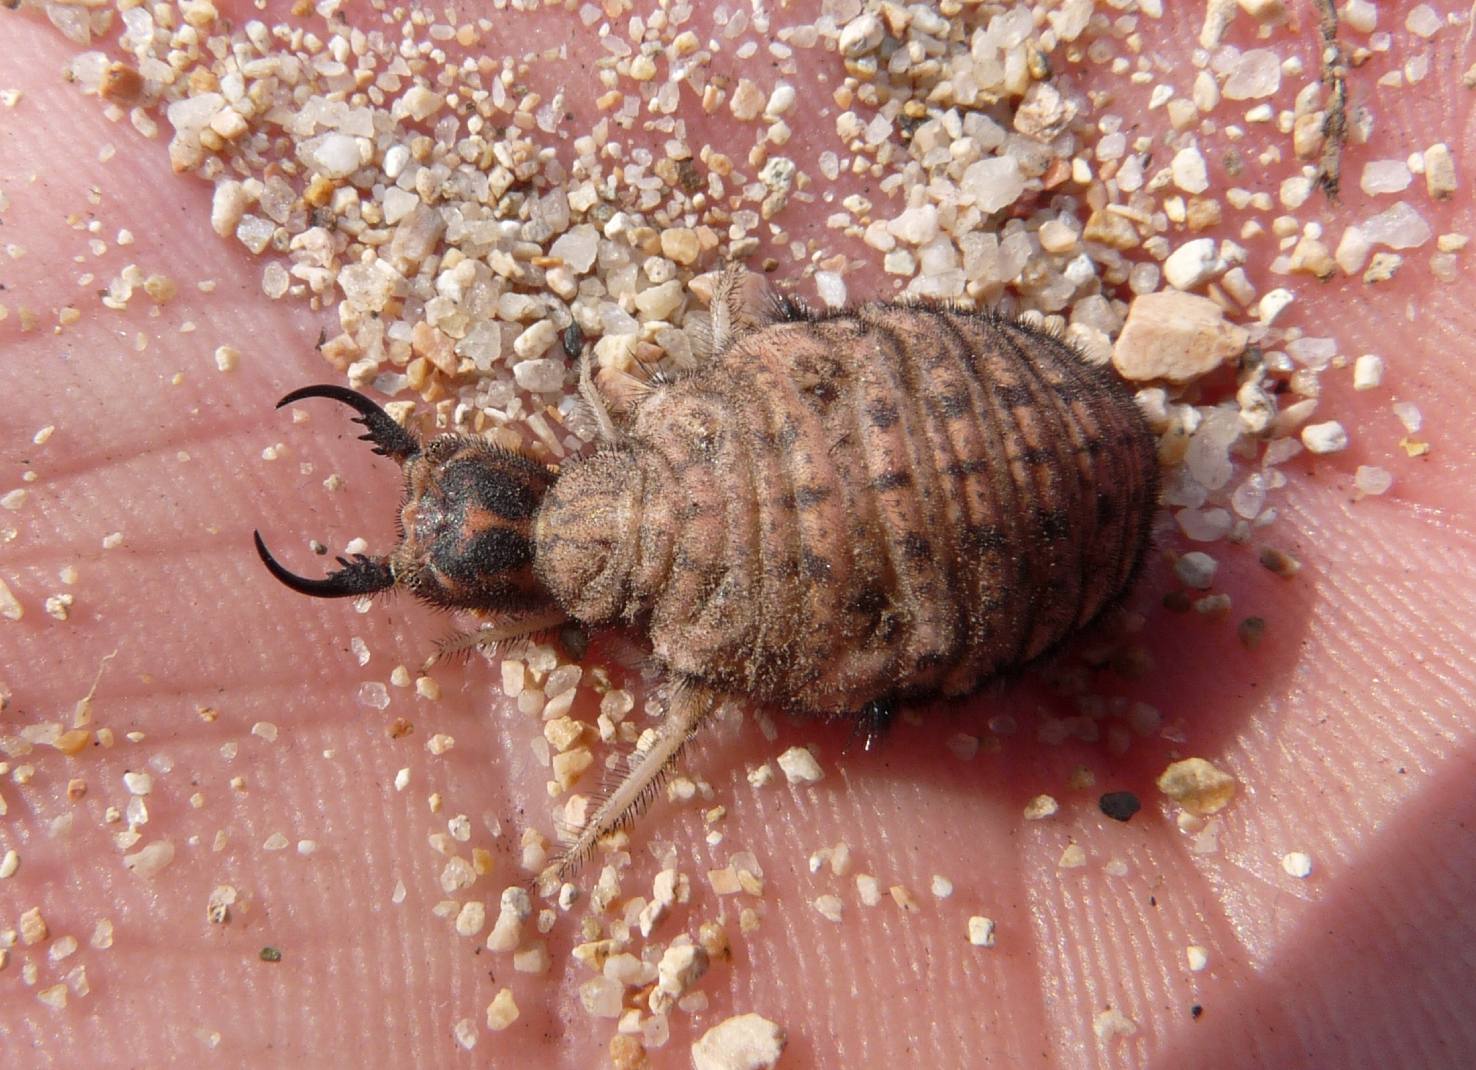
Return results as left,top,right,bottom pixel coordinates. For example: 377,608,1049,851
392,433,557,612
254,385,558,614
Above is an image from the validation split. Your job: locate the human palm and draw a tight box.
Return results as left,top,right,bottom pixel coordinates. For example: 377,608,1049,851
2,2,1473,1067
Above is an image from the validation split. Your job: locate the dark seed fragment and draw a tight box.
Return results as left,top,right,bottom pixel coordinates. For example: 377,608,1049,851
561,322,585,358
260,946,283,962
1099,791,1142,822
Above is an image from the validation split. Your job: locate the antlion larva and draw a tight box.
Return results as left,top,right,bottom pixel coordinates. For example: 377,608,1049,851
256,290,1159,885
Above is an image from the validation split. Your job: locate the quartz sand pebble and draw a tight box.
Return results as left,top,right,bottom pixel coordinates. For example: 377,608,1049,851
1113,292,1248,382
1301,421,1349,455
691,1013,787,1070
485,989,519,1031
1023,794,1060,820
967,916,998,948
1093,1007,1138,1041
1282,851,1314,878
1353,355,1385,390
813,895,844,922
1174,552,1219,590
1354,466,1393,497
1157,758,1238,816
0,577,22,621
776,747,824,785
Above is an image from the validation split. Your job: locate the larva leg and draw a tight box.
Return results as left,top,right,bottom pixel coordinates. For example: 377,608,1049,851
540,680,719,888
706,261,762,357
422,608,570,668
578,344,623,446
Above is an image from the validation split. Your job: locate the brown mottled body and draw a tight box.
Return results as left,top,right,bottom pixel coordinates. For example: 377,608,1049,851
537,303,1157,715
257,300,1159,882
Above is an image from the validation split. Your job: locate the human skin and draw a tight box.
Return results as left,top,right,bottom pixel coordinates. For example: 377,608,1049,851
1,1,1473,1067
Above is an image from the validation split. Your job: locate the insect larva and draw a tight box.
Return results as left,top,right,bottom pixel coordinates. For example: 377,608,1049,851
256,290,1158,886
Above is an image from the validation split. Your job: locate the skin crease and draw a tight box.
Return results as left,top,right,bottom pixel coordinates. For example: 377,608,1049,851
0,0,1473,1066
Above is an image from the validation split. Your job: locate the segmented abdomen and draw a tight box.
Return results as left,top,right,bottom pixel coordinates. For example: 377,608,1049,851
539,303,1158,714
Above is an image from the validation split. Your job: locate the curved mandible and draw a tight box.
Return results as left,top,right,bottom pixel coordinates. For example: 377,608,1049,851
278,384,420,462
254,531,395,599
254,384,414,599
